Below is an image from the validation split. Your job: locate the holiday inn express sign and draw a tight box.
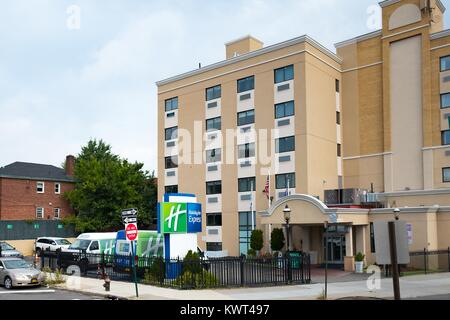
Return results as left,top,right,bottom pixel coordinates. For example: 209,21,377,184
159,202,202,234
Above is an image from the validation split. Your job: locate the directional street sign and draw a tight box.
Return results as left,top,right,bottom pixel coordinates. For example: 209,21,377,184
122,208,138,217
123,216,137,224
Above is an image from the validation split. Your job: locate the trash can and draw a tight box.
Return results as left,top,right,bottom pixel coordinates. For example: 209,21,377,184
289,251,302,270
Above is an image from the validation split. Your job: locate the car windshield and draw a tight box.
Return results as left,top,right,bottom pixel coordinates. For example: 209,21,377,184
3,260,30,270
69,240,91,250
0,243,14,251
56,239,71,245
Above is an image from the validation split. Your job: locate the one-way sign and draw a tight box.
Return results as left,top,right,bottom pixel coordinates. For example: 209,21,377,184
123,216,137,224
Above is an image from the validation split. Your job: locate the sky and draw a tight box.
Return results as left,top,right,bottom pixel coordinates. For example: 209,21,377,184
1,0,449,174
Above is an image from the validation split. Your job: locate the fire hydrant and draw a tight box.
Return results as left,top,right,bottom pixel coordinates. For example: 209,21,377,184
103,276,111,292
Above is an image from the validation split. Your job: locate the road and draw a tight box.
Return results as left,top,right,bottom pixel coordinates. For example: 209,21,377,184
0,286,105,300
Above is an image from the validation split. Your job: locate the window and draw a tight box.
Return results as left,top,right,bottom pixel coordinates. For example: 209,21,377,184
165,185,178,194
276,136,295,153
238,143,255,159
54,208,61,219
206,117,221,131
441,55,450,72
441,93,450,109
206,85,221,101
370,223,376,253
206,242,223,252
89,241,99,251
336,111,341,125
206,213,222,227
165,97,178,112
237,110,255,126
443,168,450,183
206,149,221,163
36,182,44,193
274,65,294,84
337,144,342,157
237,76,255,93
54,183,61,194
335,79,340,93
442,130,450,145
276,173,296,189
275,101,295,119
238,177,256,193
165,156,178,169
36,207,44,219
239,211,256,255
165,126,178,141
206,181,222,195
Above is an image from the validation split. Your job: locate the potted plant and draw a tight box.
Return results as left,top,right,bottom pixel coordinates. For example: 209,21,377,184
355,252,365,273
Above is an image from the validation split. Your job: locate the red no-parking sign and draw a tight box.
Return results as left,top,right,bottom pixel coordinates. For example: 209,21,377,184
125,223,138,241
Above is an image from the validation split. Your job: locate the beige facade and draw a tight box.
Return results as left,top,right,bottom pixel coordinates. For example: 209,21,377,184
157,0,450,266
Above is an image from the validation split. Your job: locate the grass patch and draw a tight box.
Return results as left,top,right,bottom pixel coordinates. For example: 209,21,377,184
41,267,67,286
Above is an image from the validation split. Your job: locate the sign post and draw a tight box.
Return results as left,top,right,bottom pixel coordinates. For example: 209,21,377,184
122,209,139,298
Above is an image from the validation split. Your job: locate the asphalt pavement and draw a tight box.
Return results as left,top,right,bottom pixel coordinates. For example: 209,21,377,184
0,285,105,300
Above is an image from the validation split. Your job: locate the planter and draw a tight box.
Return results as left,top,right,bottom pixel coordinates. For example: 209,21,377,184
355,261,364,273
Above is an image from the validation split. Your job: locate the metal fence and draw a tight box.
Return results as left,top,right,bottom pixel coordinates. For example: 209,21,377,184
405,248,450,275
0,220,76,240
38,251,311,289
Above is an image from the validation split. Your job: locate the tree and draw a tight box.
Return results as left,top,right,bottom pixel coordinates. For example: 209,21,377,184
250,230,264,253
271,228,285,252
64,139,157,233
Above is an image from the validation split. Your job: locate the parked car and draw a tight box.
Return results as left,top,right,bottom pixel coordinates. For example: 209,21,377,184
0,257,46,289
34,237,72,254
0,241,23,258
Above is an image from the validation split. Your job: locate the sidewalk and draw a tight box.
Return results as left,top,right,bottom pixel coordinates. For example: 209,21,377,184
55,272,450,300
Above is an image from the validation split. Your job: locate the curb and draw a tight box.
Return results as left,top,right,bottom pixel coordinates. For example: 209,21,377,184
50,285,129,300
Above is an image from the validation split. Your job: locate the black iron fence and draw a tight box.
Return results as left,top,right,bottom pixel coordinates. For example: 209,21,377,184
405,248,450,275
38,251,311,289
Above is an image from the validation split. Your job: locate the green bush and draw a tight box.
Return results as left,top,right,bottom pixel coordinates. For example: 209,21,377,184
142,257,165,284
250,230,264,253
271,228,285,252
175,270,219,289
42,268,66,286
247,248,256,257
182,250,202,275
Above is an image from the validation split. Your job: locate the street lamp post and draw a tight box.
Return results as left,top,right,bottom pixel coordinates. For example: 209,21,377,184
324,221,329,300
283,205,291,253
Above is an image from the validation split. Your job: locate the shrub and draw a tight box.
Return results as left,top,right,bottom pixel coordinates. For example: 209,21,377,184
271,228,285,252
250,230,264,253
182,250,202,275
42,268,66,286
247,248,256,257
175,270,219,289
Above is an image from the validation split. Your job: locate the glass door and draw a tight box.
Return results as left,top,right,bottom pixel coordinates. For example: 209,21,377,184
323,234,346,264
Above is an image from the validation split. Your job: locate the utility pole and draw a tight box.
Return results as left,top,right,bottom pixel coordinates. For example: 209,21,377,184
388,221,401,300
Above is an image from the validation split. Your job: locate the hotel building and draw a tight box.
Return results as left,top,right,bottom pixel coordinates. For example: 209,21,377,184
157,0,450,270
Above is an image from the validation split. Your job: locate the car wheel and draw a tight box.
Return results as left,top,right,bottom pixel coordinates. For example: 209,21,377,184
4,277,13,290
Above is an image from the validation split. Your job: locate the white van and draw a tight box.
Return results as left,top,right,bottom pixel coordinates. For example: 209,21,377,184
65,233,117,255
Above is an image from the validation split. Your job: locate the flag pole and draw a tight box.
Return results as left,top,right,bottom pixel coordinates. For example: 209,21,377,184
251,180,255,231
268,169,271,208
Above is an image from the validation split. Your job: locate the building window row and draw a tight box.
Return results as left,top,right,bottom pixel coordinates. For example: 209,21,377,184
237,110,255,126
443,168,450,183
238,177,256,193
206,242,223,252
276,173,296,189
274,65,294,84
239,211,256,255
206,117,222,131
206,181,222,195
443,130,450,146
238,143,255,159
36,182,61,194
165,185,178,194
35,207,61,219
441,93,450,109
165,156,178,169
206,149,222,163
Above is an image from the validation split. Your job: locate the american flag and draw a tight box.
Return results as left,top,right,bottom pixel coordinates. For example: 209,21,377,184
263,175,270,199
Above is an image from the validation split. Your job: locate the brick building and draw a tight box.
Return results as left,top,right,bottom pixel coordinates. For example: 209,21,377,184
0,156,76,221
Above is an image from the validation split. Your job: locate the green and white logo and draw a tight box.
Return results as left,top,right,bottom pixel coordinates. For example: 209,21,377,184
162,203,187,233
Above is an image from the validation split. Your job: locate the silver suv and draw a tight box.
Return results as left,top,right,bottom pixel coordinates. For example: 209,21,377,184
34,237,72,254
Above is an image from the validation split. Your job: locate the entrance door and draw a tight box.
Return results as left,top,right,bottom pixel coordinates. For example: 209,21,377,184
323,234,346,264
